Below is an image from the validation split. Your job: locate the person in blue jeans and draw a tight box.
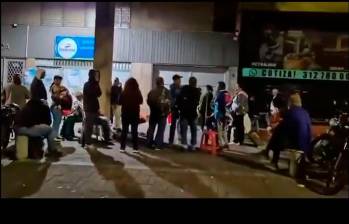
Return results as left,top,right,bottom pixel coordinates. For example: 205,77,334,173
176,77,201,151
146,77,171,150
49,75,68,140
168,74,182,145
14,99,62,157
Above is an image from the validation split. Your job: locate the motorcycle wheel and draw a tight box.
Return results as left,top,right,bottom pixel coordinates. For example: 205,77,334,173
310,135,347,195
323,153,348,195
1,124,10,150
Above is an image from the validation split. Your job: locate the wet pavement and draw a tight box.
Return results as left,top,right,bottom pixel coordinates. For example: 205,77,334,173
2,136,348,198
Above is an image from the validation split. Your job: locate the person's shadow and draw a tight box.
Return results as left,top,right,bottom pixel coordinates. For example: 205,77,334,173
86,148,144,198
1,161,51,198
127,151,217,197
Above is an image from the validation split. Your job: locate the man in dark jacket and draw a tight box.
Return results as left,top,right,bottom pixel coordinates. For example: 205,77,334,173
110,77,122,131
146,77,171,150
14,99,62,157
30,69,47,101
168,74,182,145
176,76,201,151
83,69,111,147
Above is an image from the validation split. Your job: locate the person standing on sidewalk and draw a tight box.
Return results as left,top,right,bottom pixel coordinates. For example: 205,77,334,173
83,69,110,148
49,75,68,140
176,76,201,151
198,85,214,130
110,77,123,132
4,74,30,109
231,83,249,145
119,78,143,153
168,74,182,145
213,81,231,148
146,77,171,150
30,69,47,101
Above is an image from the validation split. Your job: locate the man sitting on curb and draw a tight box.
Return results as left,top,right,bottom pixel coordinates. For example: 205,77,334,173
14,99,63,158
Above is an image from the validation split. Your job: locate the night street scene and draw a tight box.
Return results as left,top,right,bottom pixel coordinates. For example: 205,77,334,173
1,2,348,199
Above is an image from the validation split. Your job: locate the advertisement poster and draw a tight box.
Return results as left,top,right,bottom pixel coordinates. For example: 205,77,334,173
55,36,95,60
240,12,349,82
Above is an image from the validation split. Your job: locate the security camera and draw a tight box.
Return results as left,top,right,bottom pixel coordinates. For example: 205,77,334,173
11,24,18,28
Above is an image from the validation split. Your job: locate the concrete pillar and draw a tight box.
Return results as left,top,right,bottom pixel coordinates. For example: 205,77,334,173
93,2,115,117
130,63,153,114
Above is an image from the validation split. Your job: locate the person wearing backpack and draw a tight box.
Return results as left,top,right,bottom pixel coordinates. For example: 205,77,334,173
146,77,171,150
213,81,231,148
176,77,201,151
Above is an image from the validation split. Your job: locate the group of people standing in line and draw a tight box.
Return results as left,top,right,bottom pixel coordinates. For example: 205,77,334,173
2,68,314,170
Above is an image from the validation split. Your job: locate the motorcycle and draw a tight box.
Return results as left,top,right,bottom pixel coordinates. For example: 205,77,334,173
1,103,20,150
297,112,349,195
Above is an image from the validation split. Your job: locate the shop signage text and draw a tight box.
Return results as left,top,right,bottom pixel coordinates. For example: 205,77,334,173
242,68,349,81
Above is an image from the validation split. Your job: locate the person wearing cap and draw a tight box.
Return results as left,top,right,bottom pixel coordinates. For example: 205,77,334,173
60,91,83,140
176,76,201,151
264,92,312,169
49,75,68,140
168,74,182,145
30,68,47,101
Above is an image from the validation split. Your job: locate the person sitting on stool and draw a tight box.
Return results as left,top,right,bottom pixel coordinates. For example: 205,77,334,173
60,91,83,141
14,99,62,158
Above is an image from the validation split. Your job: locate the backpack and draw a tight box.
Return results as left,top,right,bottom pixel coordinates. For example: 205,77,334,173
224,92,232,106
158,88,171,116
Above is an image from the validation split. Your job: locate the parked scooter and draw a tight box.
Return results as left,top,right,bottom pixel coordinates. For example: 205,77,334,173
297,112,349,195
1,103,20,150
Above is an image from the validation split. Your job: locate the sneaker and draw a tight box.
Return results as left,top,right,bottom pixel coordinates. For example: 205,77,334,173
154,148,161,151
132,149,139,153
119,149,126,153
54,137,62,142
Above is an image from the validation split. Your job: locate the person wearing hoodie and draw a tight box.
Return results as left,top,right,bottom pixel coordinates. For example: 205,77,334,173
213,81,231,148
176,76,201,151
14,99,62,158
83,69,111,148
30,69,47,101
230,83,249,145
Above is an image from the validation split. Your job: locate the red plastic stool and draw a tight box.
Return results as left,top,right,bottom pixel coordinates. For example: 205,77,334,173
200,129,220,155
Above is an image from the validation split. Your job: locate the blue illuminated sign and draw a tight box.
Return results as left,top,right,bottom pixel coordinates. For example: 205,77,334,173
55,36,95,60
